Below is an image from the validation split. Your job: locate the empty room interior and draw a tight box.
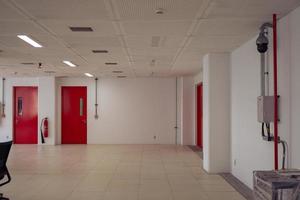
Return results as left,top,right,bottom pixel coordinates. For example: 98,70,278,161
1,0,300,200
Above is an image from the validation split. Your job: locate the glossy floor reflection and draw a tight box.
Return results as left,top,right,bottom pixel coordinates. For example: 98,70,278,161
2,145,246,200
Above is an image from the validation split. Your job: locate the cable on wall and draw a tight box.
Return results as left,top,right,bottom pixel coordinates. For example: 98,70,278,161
175,77,178,145
1,78,5,118
94,78,99,119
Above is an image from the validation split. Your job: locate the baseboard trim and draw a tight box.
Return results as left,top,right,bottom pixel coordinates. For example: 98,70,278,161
219,173,253,200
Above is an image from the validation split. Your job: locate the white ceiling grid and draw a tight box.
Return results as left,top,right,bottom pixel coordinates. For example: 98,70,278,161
0,0,299,77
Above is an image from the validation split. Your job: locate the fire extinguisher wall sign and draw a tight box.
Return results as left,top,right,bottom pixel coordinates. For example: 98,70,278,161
40,117,48,144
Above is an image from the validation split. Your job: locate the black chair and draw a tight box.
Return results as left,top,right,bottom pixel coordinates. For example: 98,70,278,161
0,141,12,200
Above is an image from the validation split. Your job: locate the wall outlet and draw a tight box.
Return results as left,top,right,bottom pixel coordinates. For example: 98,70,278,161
233,159,237,166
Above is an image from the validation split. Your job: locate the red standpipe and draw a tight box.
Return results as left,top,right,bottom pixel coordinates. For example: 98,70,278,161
273,14,279,170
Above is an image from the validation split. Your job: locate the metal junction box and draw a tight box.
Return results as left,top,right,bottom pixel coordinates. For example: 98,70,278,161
257,96,274,123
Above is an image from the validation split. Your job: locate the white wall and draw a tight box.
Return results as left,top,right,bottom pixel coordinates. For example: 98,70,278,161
203,53,231,173
181,76,196,145
289,7,300,168
231,38,275,187
230,6,300,188
56,77,177,144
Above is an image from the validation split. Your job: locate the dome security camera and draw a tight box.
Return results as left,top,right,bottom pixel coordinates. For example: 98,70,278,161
256,32,269,53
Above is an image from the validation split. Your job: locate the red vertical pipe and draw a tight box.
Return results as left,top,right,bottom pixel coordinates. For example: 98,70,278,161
273,14,279,170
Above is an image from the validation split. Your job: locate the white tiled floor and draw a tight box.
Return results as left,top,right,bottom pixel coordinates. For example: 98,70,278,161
2,145,246,200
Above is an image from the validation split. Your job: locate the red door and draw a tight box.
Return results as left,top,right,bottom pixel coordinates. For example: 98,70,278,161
197,84,203,148
61,87,87,144
14,87,38,144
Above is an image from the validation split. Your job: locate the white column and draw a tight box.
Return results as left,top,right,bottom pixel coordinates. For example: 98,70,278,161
203,53,231,173
38,77,56,145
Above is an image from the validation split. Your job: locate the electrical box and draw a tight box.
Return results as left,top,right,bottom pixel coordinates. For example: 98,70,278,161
257,96,274,123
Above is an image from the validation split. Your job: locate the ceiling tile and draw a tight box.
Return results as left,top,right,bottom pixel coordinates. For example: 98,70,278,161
129,47,178,56
113,0,205,20
121,21,192,36
0,0,26,20
14,0,111,20
132,55,173,63
185,35,251,52
60,36,122,48
0,20,48,36
125,35,184,48
205,0,300,19
194,19,264,36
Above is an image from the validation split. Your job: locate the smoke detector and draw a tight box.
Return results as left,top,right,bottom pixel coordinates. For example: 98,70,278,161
150,59,156,67
155,8,165,15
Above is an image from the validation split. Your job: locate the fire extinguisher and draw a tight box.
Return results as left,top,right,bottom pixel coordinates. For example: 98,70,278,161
40,117,48,144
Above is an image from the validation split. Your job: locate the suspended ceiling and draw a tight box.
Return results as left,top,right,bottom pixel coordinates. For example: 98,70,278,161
0,0,299,78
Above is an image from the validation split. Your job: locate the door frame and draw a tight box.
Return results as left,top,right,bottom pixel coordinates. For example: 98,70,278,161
61,86,87,144
13,86,38,144
195,83,203,149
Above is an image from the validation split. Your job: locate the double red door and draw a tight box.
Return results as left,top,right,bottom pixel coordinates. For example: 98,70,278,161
61,87,87,144
197,84,203,148
14,87,38,144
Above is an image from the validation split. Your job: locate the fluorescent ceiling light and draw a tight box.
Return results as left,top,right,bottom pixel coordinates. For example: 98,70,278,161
63,60,77,67
84,73,93,77
17,35,43,48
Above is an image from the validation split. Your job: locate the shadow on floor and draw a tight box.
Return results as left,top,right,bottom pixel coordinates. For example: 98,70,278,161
188,145,203,159
188,145,253,200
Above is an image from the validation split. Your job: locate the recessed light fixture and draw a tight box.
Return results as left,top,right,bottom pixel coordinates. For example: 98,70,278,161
63,60,77,67
105,62,118,65
17,35,43,48
84,73,93,77
92,50,108,53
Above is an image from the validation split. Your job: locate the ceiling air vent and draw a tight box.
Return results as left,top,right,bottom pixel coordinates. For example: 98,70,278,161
92,50,108,53
44,71,56,74
112,70,123,73
151,36,160,47
105,62,118,65
21,62,35,65
69,27,93,32
117,76,127,78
